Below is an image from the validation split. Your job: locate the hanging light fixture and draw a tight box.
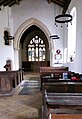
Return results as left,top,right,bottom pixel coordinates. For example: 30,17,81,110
4,7,14,45
55,14,72,23
50,35,60,40
55,13,72,28
50,3,61,40
54,0,72,28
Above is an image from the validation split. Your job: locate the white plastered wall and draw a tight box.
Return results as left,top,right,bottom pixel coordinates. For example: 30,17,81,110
12,0,64,69
0,0,64,70
63,0,82,73
0,6,14,71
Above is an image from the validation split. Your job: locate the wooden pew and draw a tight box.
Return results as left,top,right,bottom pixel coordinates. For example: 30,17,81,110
42,81,82,107
42,81,82,119
40,69,82,90
46,96,82,119
40,67,82,118
51,113,82,119
40,66,70,90
40,66,69,72
40,70,71,90
0,70,24,94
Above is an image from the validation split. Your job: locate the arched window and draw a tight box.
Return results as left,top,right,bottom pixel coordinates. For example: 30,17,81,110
28,35,46,61
67,7,76,62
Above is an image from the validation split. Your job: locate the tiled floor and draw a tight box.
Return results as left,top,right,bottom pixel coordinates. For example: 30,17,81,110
1,72,82,119
0,72,42,119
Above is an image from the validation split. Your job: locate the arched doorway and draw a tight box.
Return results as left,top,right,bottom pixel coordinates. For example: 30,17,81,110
14,18,51,70
20,25,50,72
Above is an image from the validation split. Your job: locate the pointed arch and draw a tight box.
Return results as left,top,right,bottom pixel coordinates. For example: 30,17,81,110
14,18,51,50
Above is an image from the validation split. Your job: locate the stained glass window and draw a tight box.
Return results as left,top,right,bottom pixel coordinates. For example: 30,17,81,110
28,35,45,61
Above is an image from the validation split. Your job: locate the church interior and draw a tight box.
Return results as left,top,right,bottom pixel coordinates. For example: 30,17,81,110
0,0,82,119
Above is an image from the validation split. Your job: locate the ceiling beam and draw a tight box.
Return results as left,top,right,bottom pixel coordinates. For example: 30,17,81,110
52,0,65,4
62,0,71,14
8,1,16,7
0,0,21,7
53,0,65,7
48,0,65,7
48,0,51,4
2,0,15,6
47,0,71,14
0,0,5,3
15,0,19,5
0,0,6,6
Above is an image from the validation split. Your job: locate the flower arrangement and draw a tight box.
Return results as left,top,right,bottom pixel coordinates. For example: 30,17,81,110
69,55,73,62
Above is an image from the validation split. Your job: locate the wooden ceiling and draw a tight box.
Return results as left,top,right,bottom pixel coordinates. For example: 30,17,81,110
48,0,71,13
0,0,22,9
0,0,71,13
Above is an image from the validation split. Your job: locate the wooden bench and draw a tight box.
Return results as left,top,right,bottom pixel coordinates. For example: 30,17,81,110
45,96,82,119
40,66,69,72
40,66,70,90
40,71,72,90
51,113,82,119
42,81,82,119
40,70,81,90
0,70,24,94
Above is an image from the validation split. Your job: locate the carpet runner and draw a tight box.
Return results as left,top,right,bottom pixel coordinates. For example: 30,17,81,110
19,77,40,95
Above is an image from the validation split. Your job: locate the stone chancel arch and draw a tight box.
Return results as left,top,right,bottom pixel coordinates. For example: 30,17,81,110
14,18,50,50
13,18,51,70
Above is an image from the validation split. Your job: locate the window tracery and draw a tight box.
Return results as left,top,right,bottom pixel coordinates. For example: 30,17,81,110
28,35,46,61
